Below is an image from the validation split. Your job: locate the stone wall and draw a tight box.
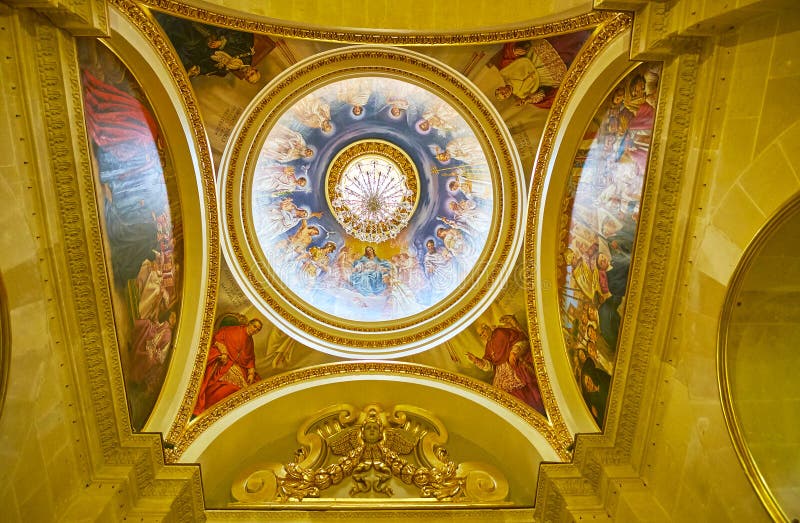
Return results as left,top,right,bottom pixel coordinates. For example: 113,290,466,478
624,6,800,522
0,6,89,519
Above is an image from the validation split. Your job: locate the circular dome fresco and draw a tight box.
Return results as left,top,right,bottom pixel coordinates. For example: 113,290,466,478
220,47,524,358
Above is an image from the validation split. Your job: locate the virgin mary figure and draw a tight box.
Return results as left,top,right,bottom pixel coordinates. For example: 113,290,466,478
349,246,392,296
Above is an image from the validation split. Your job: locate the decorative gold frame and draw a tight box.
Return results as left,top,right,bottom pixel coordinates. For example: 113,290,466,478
80,37,193,430
142,0,613,45
229,403,510,506
324,139,420,242
116,0,629,446
106,0,221,440
522,14,632,437
717,195,800,523
113,0,629,476
172,361,572,461
219,46,524,357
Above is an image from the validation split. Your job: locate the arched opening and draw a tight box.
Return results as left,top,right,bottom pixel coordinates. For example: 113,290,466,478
720,196,800,522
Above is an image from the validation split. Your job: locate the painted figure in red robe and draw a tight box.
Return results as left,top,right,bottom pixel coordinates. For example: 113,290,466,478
467,317,545,414
193,318,263,415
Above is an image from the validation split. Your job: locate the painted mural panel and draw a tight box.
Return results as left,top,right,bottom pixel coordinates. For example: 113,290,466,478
194,258,546,418
192,262,336,416
557,62,661,427
154,20,592,418
422,30,591,176
406,254,545,416
78,40,183,430
153,10,590,176
153,12,342,166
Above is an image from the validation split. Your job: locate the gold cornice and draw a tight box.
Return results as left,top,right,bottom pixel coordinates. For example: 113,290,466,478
206,507,535,521
104,0,220,447
522,13,631,449
717,196,800,523
141,1,614,45
597,53,694,453
7,0,109,36
40,19,129,458
170,361,572,462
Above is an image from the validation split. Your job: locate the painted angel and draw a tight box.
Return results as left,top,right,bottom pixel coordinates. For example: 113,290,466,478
261,125,314,163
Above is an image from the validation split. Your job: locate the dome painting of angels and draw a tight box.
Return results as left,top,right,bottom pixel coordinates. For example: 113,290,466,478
251,76,495,322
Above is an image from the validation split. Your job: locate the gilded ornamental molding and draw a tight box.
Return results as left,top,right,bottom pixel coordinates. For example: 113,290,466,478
26,5,205,518
220,46,523,356
170,362,572,462
230,404,509,506
532,45,703,523
104,0,221,445
141,0,614,45
521,12,632,456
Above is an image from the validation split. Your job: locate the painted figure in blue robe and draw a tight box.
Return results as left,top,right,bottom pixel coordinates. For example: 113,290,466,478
349,246,392,296
81,68,169,285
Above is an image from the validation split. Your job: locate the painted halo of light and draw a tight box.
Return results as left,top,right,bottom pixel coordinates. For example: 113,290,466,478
218,46,525,358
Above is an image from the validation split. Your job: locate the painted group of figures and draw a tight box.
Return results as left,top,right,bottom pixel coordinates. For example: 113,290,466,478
252,78,494,318
265,225,480,317
79,41,183,428
558,63,661,426
194,316,263,415
191,312,546,417
155,13,275,84
467,315,545,414
488,32,589,108
253,81,494,168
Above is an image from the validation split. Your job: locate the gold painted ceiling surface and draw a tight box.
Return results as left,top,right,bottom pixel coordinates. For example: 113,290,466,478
152,0,594,33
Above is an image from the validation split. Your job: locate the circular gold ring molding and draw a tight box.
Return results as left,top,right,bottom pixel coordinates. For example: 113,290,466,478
325,140,419,244
219,46,525,358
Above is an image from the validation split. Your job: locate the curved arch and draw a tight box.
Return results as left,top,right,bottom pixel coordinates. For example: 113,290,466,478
180,372,561,506
719,194,800,522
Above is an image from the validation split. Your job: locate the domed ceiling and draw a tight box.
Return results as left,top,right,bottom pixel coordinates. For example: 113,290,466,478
75,1,661,510
220,48,522,356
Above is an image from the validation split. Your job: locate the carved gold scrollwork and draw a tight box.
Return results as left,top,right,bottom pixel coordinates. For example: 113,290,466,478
229,404,509,505
230,463,284,503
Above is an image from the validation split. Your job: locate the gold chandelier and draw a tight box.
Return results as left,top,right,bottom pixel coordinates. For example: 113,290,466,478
326,140,420,243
